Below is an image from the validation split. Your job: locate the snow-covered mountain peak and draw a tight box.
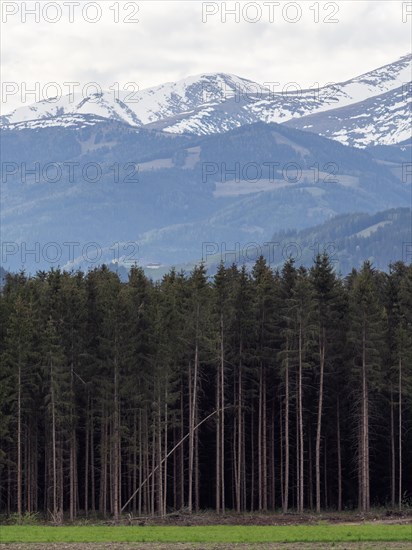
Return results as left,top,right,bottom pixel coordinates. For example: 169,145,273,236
1,72,262,129
1,54,410,147
348,53,411,89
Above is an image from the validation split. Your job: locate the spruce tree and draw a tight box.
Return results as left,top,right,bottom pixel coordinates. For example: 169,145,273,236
348,262,385,512
310,254,339,513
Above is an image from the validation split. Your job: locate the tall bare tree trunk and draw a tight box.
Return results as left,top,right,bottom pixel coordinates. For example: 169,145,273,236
296,392,300,511
173,425,177,511
157,394,163,516
180,389,185,510
235,350,243,512
316,328,325,513
27,428,31,513
258,369,262,511
194,407,200,512
138,410,142,515
188,318,199,514
283,338,290,513
163,394,168,517
59,443,64,516
298,322,304,512
360,324,370,512
113,353,120,523
280,397,284,511
324,437,328,509
85,403,89,517
390,387,395,508
132,411,137,514
188,361,193,513
337,397,342,512
262,367,267,511
70,430,77,520
216,349,221,513
271,406,275,510
358,421,362,511
398,357,402,510
69,357,76,522
250,401,255,511
220,316,225,514
146,429,150,515
99,407,107,517
17,354,22,518
90,407,96,513
150,431,155,516
242,411,246,511
50,358,58,520
308,424,313,510
258,365,267,510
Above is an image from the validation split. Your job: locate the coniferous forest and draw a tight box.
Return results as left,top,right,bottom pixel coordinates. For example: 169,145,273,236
0,256,411,522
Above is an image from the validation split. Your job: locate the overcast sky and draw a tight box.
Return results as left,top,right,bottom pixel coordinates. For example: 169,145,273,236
1,0,411,111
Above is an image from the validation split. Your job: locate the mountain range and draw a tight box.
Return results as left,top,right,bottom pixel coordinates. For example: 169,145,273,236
2,53,411,147
0,54,411,275
163,207,412,278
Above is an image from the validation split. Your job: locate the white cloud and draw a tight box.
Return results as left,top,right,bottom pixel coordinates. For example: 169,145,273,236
1,0,410,111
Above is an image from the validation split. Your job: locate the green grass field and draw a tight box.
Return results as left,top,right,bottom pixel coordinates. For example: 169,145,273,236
0,524,411,544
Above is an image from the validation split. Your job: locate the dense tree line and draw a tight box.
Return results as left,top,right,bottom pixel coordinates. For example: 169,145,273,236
0,257,411,521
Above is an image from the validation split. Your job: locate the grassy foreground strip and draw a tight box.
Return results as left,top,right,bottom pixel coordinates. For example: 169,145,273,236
0,524,411,544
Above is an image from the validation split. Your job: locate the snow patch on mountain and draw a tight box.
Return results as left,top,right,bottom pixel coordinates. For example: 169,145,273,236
287,84,412,147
